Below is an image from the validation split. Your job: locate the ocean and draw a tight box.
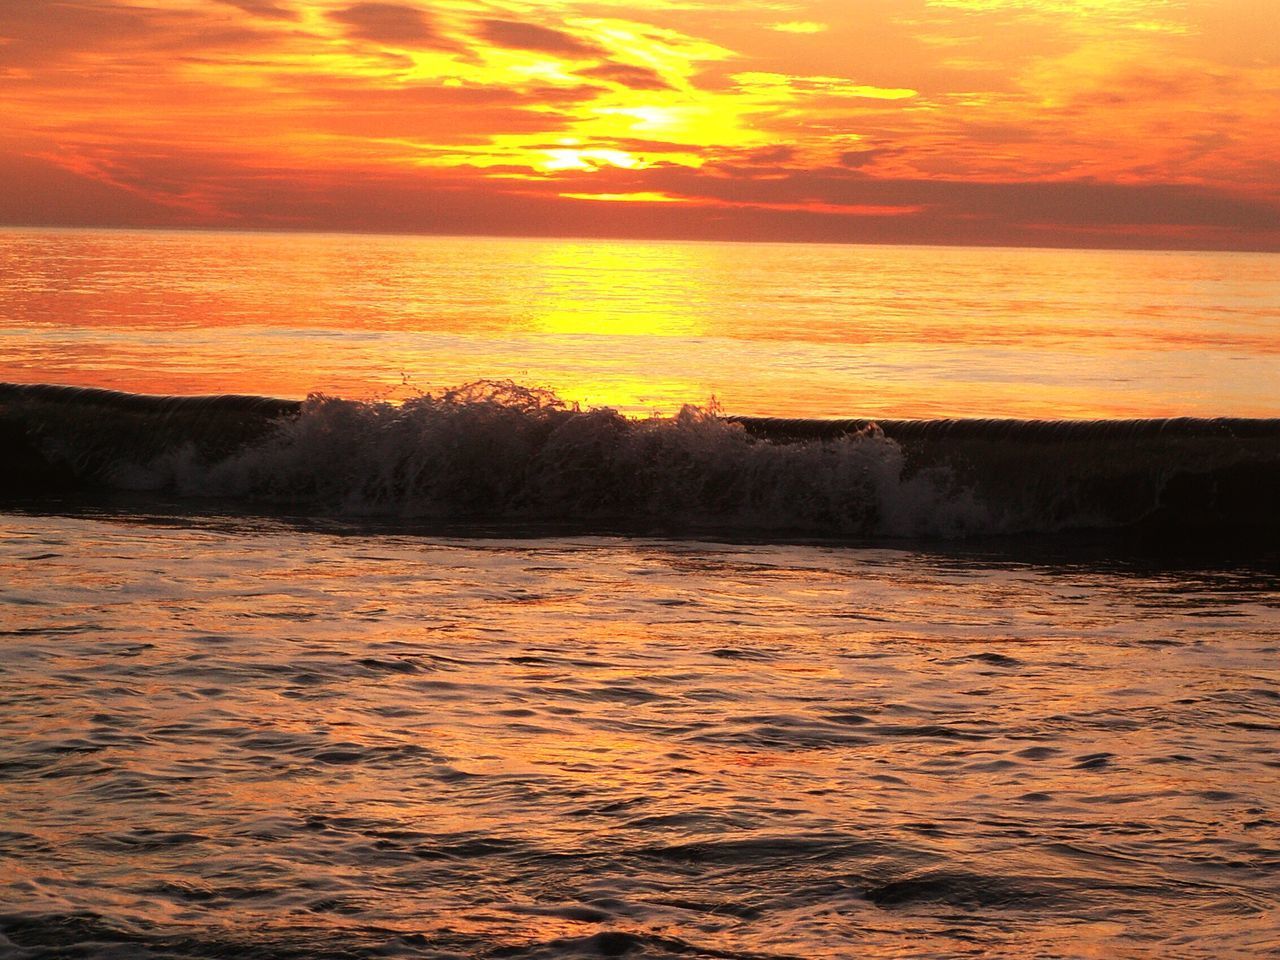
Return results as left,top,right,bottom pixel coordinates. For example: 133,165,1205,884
1,228,1278,958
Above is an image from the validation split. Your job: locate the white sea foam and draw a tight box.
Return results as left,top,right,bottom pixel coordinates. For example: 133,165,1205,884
179,382,985,536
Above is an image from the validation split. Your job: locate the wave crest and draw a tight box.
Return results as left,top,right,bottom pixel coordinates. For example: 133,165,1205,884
188,383,947,534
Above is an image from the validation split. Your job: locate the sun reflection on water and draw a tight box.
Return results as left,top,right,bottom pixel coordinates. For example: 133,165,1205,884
521,240,709,339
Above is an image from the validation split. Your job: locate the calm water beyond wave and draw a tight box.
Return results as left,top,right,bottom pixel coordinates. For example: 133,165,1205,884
4,228,1279,418
2,230,1279,958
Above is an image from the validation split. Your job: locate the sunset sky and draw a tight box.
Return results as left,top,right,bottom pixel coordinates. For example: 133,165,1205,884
2,0,1278,248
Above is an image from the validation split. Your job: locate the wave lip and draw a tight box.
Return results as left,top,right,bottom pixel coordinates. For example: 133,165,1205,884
731,413,1280,535
1,381,300,493
3,381,1278,539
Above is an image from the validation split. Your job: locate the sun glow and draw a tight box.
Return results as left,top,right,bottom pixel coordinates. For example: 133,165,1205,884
539,148,643,172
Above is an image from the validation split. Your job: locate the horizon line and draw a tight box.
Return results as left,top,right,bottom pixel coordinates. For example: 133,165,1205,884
3,221,1277,257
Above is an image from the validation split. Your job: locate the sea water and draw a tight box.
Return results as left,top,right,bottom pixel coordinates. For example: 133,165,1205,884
3,228,1278,419
1,229,1278,958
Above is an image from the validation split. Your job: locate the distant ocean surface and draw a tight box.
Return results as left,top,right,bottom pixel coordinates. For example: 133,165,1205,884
2,229,1278,959
3,228,1279,418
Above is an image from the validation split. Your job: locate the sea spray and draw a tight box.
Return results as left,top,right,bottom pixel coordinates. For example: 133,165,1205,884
193,383,921,535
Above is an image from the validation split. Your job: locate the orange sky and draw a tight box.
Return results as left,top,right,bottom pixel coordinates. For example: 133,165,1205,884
2,0,1278,248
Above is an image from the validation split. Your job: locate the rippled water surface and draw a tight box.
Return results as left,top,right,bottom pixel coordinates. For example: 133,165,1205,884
2,513,1277,958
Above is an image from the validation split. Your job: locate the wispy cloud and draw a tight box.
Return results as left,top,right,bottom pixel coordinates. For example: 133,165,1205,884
479,18,604,57
329,2,450,47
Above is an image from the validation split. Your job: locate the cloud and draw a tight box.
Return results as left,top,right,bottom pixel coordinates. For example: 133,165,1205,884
707,145,797,171
770,22,827,34
839,148,888,168
631,165,1280,233
733,72,917,101
330,2,449,47
291,79,600,141
479,18,604,57
599,138,700,155
0,152,176,227
0,0,285,66
0,0,154,65
578,62,673,91
211,0,298,20
10,141,1277,251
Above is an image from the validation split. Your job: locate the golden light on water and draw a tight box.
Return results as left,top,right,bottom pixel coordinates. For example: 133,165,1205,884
523,241,708,339
4,229,1275,419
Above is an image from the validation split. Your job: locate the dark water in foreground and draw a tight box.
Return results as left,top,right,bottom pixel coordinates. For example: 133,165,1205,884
2,512,1277,958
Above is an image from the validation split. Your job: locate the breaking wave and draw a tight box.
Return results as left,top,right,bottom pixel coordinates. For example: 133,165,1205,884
3,381,1278,539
